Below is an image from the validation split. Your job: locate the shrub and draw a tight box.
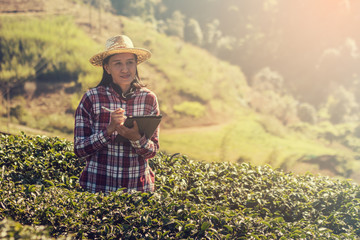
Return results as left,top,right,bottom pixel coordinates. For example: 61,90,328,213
9,105,26,123
0,218,72,240
298,103,318,124
173,101,206,118
1,133,360,239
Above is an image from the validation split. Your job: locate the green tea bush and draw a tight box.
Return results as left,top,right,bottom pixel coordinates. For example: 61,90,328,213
0,218,72,240
1,133,360,239
0,133,82,188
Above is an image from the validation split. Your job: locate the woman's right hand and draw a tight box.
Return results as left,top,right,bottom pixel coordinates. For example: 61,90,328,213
106,108,125,135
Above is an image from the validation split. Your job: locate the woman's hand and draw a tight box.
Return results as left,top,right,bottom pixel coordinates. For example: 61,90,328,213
116,120,141,141
106,108,126,135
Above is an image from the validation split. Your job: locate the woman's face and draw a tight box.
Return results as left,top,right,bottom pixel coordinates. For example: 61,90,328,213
104,53,137,91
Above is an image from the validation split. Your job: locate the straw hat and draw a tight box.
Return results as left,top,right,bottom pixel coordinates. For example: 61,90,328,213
89,35,151,67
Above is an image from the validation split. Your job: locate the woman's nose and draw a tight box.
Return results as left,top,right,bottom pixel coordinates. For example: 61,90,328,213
121,65,128,72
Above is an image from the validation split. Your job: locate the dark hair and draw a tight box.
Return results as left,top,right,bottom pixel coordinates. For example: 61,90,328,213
96,54,145,89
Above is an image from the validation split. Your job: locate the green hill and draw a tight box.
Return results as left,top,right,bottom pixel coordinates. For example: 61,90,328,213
1,1,360,182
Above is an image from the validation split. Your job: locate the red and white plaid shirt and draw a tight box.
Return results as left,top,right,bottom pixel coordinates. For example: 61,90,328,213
74,85,160,193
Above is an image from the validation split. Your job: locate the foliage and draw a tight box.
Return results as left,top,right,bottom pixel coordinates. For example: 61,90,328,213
185,18,203,46
119,16,248,127
298,103,318,125
0,218,72,240
164,11,186,39
326,87,359,124
0,15,98,87
110,0,360,123
0,133,81,188
248,67,299,125
0,15,100,134
354,124,360,138
110,0,157,20
173,101,206,118
251,67,284,93
0,14,249,131
9,105,26,123
2,11,360,184
2,133,360,239
248,90,298,126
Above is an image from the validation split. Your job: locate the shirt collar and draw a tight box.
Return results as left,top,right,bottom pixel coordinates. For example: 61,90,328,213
109,82,136,99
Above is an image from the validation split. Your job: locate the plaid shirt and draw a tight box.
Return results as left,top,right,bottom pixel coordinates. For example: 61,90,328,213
74,85,160,193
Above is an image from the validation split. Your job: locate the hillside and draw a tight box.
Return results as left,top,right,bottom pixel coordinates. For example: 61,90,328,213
0,0,249,127
1,0,360,183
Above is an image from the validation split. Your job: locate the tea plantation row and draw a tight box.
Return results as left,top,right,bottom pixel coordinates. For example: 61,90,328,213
1,133,360,239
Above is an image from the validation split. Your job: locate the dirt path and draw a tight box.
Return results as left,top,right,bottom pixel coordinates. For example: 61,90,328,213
162,122,229,134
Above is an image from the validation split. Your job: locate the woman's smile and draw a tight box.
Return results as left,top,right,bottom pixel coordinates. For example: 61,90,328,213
104,53,137,92
120,73,131,79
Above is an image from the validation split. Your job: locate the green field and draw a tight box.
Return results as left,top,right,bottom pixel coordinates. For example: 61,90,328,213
161,118,338,166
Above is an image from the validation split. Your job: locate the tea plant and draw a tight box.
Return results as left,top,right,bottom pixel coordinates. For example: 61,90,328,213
1,133,360,239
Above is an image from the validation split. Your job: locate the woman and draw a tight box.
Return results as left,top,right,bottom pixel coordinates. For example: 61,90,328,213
74,35,160,194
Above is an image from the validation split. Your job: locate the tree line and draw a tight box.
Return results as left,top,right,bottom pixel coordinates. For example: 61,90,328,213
2,0,359,126
100,0,360,125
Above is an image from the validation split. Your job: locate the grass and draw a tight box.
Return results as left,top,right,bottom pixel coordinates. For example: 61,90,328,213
0,117,73,141
0,15,99,82
159,111,352,172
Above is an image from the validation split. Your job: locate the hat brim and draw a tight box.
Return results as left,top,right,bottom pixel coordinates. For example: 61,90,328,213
89,48,151,67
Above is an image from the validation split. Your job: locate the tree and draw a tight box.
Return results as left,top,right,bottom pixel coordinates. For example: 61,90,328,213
203,19,222,54
165,11,185,39
249,67,298,125
298,103,318,124
85,0,112,33
184,18,203,46
251,67,284,93
111,0,159,21
327,86,358,124
0,57,35,131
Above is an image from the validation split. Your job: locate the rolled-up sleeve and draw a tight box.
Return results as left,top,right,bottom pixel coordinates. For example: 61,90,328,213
130,131,159,159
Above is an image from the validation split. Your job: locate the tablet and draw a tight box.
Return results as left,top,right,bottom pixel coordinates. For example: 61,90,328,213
115,115,162,142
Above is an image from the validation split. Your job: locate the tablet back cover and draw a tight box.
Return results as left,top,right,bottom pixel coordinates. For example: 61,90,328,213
115,115,162,142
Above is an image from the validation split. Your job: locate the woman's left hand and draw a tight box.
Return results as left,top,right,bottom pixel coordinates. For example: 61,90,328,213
116,120,141,141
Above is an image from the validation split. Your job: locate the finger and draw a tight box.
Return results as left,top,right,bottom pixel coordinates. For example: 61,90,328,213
116,124,127,132
116,125,125,135
111,110,125,120
114,108,125,113
132,120,138,130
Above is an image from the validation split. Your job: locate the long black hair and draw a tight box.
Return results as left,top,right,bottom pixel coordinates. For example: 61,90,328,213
96,54,145,90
